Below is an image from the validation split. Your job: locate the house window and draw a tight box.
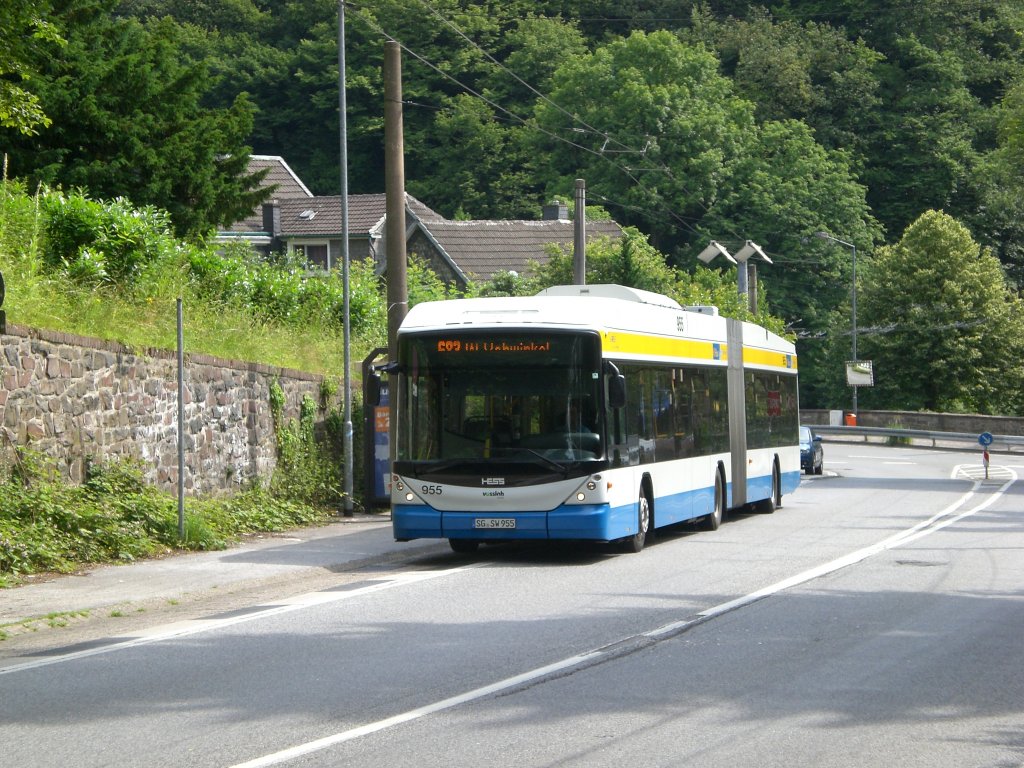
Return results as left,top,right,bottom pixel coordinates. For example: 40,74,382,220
291,241,330,270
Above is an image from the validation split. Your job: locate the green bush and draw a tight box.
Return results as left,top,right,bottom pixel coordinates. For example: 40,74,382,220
0,178,42,261
40,191,174,287
0,451,332,584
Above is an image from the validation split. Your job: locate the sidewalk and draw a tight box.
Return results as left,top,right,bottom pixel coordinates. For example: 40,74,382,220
0,513,445,633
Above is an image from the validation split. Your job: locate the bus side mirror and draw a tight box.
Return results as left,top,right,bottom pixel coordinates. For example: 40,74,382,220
603,360,626,409
608,374,626,409
366,373,382,407
366,361,401,407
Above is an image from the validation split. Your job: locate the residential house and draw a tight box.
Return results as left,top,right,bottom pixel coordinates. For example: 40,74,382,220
216,155,313,258
217,156,624,287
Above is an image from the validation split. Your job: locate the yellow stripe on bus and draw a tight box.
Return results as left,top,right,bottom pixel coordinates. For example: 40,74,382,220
601,330,797,371
601,331,724,361
743,347,798,371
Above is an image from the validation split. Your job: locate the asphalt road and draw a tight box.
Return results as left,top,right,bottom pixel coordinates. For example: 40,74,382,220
1,443,1021,768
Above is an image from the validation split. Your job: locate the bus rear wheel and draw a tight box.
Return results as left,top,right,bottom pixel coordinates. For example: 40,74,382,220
704,472,724,531
759,463,782,514
449,539,480,555
623,490,651,553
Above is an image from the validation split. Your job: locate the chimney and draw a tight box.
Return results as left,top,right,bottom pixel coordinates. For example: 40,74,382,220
262,202,281,237
542,199,569,220
262,202,282,253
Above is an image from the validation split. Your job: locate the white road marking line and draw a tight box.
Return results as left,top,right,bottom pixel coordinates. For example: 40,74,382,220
229,470,1017,768
228,651,605,768
0,567,479,676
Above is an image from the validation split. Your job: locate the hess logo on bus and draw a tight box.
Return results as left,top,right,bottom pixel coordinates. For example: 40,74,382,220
481,477,506,487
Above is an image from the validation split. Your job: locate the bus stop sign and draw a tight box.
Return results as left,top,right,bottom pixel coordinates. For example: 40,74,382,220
979,431,994,447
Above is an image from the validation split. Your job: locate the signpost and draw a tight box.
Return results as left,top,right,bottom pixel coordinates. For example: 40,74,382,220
979,432,993,479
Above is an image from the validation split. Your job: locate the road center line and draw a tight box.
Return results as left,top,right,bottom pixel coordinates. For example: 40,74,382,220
229,470,1016,768
0,566,479,676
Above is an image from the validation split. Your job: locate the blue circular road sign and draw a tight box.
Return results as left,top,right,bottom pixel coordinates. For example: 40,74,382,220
979,431,994,447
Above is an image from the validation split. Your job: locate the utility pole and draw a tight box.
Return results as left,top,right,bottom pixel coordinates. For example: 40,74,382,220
384,40,407,463
573,179,586,285
338,0,354,515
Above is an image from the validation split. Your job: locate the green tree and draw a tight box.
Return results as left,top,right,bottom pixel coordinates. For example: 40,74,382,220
408,14,588,217
534,30,758,257
2,8,266,238
407,94,538,220
0,0,64,135
970,75,1024,287
839,210,1024,414
532,228,679,295
534,29,879,345
865,36,982,238
690,8,884,171
701,118,881,329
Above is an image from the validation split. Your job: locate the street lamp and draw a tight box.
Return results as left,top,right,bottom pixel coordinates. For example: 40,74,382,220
696,240,736,265
697,239,770,313
815,231,858,415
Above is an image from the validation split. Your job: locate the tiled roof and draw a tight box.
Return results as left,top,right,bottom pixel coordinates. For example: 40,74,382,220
279,194,383,237
217,155,626,285
225,156,312,233
423,219,624,281
251,155,313,199
277,193,443,237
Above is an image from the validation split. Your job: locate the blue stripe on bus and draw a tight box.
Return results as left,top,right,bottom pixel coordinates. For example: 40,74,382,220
781,469,800,496
393,469,800,543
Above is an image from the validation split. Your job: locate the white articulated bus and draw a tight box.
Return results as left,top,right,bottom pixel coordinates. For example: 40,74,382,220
381,284,800,554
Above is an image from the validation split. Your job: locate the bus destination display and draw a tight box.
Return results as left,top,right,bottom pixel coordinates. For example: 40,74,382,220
436,338,552,354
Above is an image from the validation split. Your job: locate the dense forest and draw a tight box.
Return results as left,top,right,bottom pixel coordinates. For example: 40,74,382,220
3,0,1024,413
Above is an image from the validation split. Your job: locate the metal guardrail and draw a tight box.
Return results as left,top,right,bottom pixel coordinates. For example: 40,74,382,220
810,425,1024,451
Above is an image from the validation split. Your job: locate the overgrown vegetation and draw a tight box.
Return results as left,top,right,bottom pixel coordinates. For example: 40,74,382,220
0,450,329,588
268,379,350,509
0,180,370,584
0,179,384,374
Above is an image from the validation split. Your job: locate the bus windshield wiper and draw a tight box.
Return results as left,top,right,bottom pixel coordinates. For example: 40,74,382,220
490,447,569,476
409,459,468,478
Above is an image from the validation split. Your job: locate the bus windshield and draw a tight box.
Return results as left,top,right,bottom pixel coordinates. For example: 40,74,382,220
396,331,604,464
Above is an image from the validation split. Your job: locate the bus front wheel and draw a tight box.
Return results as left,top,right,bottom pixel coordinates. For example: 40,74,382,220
623,490,651,553
449,539,480,555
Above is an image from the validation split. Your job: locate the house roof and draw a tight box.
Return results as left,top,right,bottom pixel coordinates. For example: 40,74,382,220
421,218,624,282
225,155,312,233
218,155,626,284
277,194,443,238
251,155,313,199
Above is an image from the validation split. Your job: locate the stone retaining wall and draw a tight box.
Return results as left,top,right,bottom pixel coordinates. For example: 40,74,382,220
0,323,325,494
